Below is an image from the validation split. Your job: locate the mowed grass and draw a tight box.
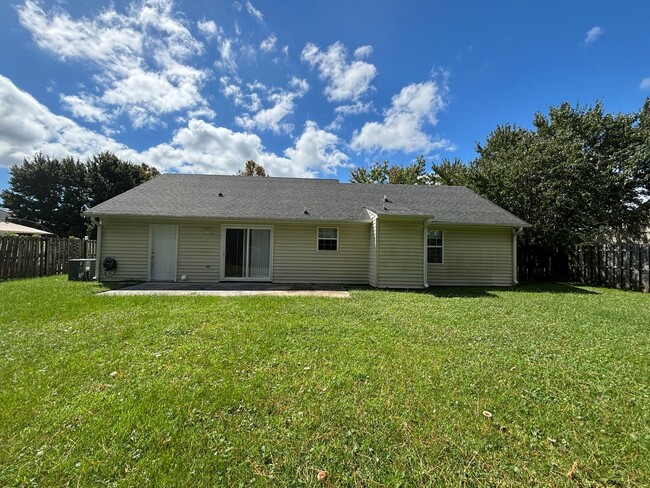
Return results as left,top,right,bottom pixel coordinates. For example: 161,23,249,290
0,277,648,487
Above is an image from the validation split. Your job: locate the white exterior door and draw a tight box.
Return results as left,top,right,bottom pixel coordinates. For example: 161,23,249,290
150,224,178,281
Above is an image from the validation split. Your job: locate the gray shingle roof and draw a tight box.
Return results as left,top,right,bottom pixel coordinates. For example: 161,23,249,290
84,174,529,227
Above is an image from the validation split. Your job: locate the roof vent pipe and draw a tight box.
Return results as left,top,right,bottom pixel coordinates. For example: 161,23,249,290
218,192,223,197
383,194,388,202
303,208,309,215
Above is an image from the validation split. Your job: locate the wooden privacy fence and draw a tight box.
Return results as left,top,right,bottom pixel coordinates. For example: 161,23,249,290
518,243,650,293
567,243,650,293
0,236,96,280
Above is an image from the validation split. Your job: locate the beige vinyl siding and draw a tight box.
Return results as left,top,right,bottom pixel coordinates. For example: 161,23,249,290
427,225,513,286
369,217,377,287
177,222,220,281
377,219,424,288
273,222,370,284
100,218,149,281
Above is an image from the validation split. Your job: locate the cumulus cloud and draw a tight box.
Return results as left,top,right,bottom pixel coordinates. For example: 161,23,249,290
301,41,377,102
583,26,604,45
0,75,348,178
351,80,455,153
283,121,349,175
235,78,309,134
640,77,650,90
260,34,277,52
16,0,210,128
0,75,137,166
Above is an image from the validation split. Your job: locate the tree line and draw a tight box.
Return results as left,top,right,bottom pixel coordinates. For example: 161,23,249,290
1,152,159,237
350,100,650,248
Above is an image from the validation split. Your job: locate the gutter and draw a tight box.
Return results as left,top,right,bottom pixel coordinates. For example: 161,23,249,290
512,227,523,285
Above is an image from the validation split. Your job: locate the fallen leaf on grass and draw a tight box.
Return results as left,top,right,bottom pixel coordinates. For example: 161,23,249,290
109,371,118,379
317,470,327,481
566,460,579,479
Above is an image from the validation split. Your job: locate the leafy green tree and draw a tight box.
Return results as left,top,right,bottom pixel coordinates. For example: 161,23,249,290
237,160,268,177
463,101,650,246
85,151,160,207
1,152,159,237
1,153,87,236
429,157,470,186
350,155,427,184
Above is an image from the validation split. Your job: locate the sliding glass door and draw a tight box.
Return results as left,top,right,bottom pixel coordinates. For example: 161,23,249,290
224,227,272,279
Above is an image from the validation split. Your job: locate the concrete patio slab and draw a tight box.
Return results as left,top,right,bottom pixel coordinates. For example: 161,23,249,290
99,282,350,298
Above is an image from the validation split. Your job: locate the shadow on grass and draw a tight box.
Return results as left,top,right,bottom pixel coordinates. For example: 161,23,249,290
348,282,600,298
92,280,144,291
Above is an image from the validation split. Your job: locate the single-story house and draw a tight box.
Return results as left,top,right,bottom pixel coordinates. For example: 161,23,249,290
83,174,530,288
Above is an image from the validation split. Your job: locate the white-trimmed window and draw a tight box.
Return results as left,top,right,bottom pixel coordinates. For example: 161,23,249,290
427,229,443,264
317,227,338,251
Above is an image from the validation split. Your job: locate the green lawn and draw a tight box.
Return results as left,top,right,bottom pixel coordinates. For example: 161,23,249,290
0,277,648,487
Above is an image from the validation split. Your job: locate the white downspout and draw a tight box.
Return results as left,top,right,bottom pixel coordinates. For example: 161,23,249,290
423,218,435,288
375,217,380,288
512,227,523,285
95,218,103,281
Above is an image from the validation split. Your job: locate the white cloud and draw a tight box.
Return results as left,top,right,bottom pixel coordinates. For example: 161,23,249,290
187,107,216,120
283,121,349,175
0,75,348,178
351,80,455,153
301,42,377,102
245,1,264,23
354,45,373,59
584,26,604,45
0,75,137,166
640,77,650,90
17,0,210,128
220,76,262,111
260,34,277,52
216,37,238,71
335,101,372,115
145,119,347,177
60,94,108,123
197,19,218,38
235,78,309,134
325,102,373,132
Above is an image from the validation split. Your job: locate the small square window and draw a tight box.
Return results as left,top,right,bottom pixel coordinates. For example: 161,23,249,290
318,227,338,251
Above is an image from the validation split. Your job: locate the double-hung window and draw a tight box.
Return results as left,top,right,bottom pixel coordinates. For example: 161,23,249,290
317,227,338,251
427,229,443,264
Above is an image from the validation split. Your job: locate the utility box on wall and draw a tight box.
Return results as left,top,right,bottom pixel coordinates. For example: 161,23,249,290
68,258,96,281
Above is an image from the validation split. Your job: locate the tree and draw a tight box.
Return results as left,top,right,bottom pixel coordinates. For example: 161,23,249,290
1,153,87,236
349,156,427,184
1,152,160,237
237,160,268,177
429,101,650,246
86,151,160,207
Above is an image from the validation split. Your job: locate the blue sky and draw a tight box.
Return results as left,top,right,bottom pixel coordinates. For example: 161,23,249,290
1,0,649,195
